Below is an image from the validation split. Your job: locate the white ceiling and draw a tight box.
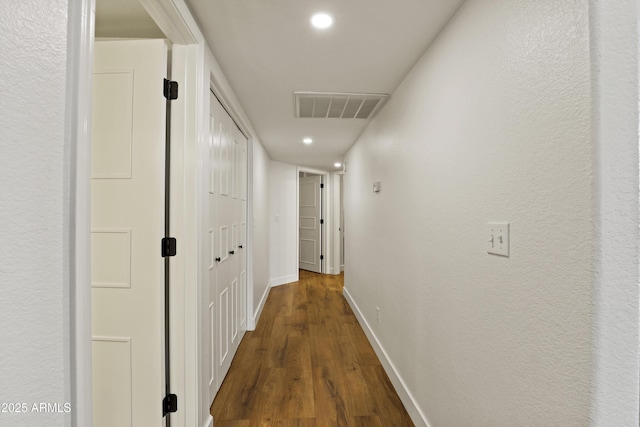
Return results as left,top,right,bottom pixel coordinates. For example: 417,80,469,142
96,0,464,171
185,0,464,170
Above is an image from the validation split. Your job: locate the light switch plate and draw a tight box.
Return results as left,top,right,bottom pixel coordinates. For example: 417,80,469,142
487,222,509,257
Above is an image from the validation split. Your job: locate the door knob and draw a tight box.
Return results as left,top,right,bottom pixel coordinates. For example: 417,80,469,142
238,245,243,249
229,250,235,255
215,257,221,262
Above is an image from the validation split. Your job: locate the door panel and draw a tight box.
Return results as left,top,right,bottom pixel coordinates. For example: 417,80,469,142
92,338,132,427
91,39,168,427
299,175,322,273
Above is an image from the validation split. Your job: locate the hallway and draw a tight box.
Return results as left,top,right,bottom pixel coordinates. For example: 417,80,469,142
210,270,414,426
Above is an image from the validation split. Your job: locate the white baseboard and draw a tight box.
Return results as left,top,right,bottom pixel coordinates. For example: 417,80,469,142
327,266,341,275
203,414,213,427
343,287,431,427
252,282,271,329
269,274,298,287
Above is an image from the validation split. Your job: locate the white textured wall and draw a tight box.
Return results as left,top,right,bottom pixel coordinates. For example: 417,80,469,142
344,0,594,425
590,0,640,424
268,161,298,286
252,141,271,314
0,1,71,426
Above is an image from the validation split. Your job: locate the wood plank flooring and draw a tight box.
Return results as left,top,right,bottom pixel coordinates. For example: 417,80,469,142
211,270,414,427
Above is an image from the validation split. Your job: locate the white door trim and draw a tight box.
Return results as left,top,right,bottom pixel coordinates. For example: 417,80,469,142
296,167,335,275
299,175,323,273
332,172,344,275
69,1,207,426
67,1,95,426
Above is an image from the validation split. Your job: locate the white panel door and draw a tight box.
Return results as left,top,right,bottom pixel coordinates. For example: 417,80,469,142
299,175,322,273
208,92,247,399
91,39,168,427
231,128,248,344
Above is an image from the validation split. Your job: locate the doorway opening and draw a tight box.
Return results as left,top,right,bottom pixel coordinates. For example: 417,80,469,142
339,172,344,272
297,167,337,276
90,2,177,426
72,0,207,426
298,171,324,273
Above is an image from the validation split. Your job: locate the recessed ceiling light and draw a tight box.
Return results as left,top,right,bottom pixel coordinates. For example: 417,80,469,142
311,13,333,29
303,138,313,144
334,162,342,168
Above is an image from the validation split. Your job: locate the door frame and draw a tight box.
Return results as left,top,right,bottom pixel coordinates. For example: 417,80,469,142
333,171,344,274
69,1,209,426
298,173,323,273
296,167,334,275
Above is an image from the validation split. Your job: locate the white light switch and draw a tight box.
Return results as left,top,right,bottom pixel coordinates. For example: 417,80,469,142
487,222,509,257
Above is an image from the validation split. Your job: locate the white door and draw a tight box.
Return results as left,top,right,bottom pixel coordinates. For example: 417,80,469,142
91,39,168,427
208,92,247,399
299,175,323,273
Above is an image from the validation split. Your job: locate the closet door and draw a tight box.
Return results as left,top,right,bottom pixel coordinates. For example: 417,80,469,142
208,92,248,399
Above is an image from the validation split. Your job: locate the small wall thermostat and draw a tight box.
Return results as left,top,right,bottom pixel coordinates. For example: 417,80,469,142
373,181,381,193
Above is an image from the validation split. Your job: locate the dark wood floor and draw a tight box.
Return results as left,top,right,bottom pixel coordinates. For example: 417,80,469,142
210,270,415,427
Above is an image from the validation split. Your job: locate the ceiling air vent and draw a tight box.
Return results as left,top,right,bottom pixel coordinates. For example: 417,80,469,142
294,91,389,119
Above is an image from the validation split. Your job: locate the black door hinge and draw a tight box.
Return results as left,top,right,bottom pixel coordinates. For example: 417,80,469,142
163,394,177,416
163,79,178,100
320,255,324,260
320,183,324,189
320,219,324,225
162,237,177,257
